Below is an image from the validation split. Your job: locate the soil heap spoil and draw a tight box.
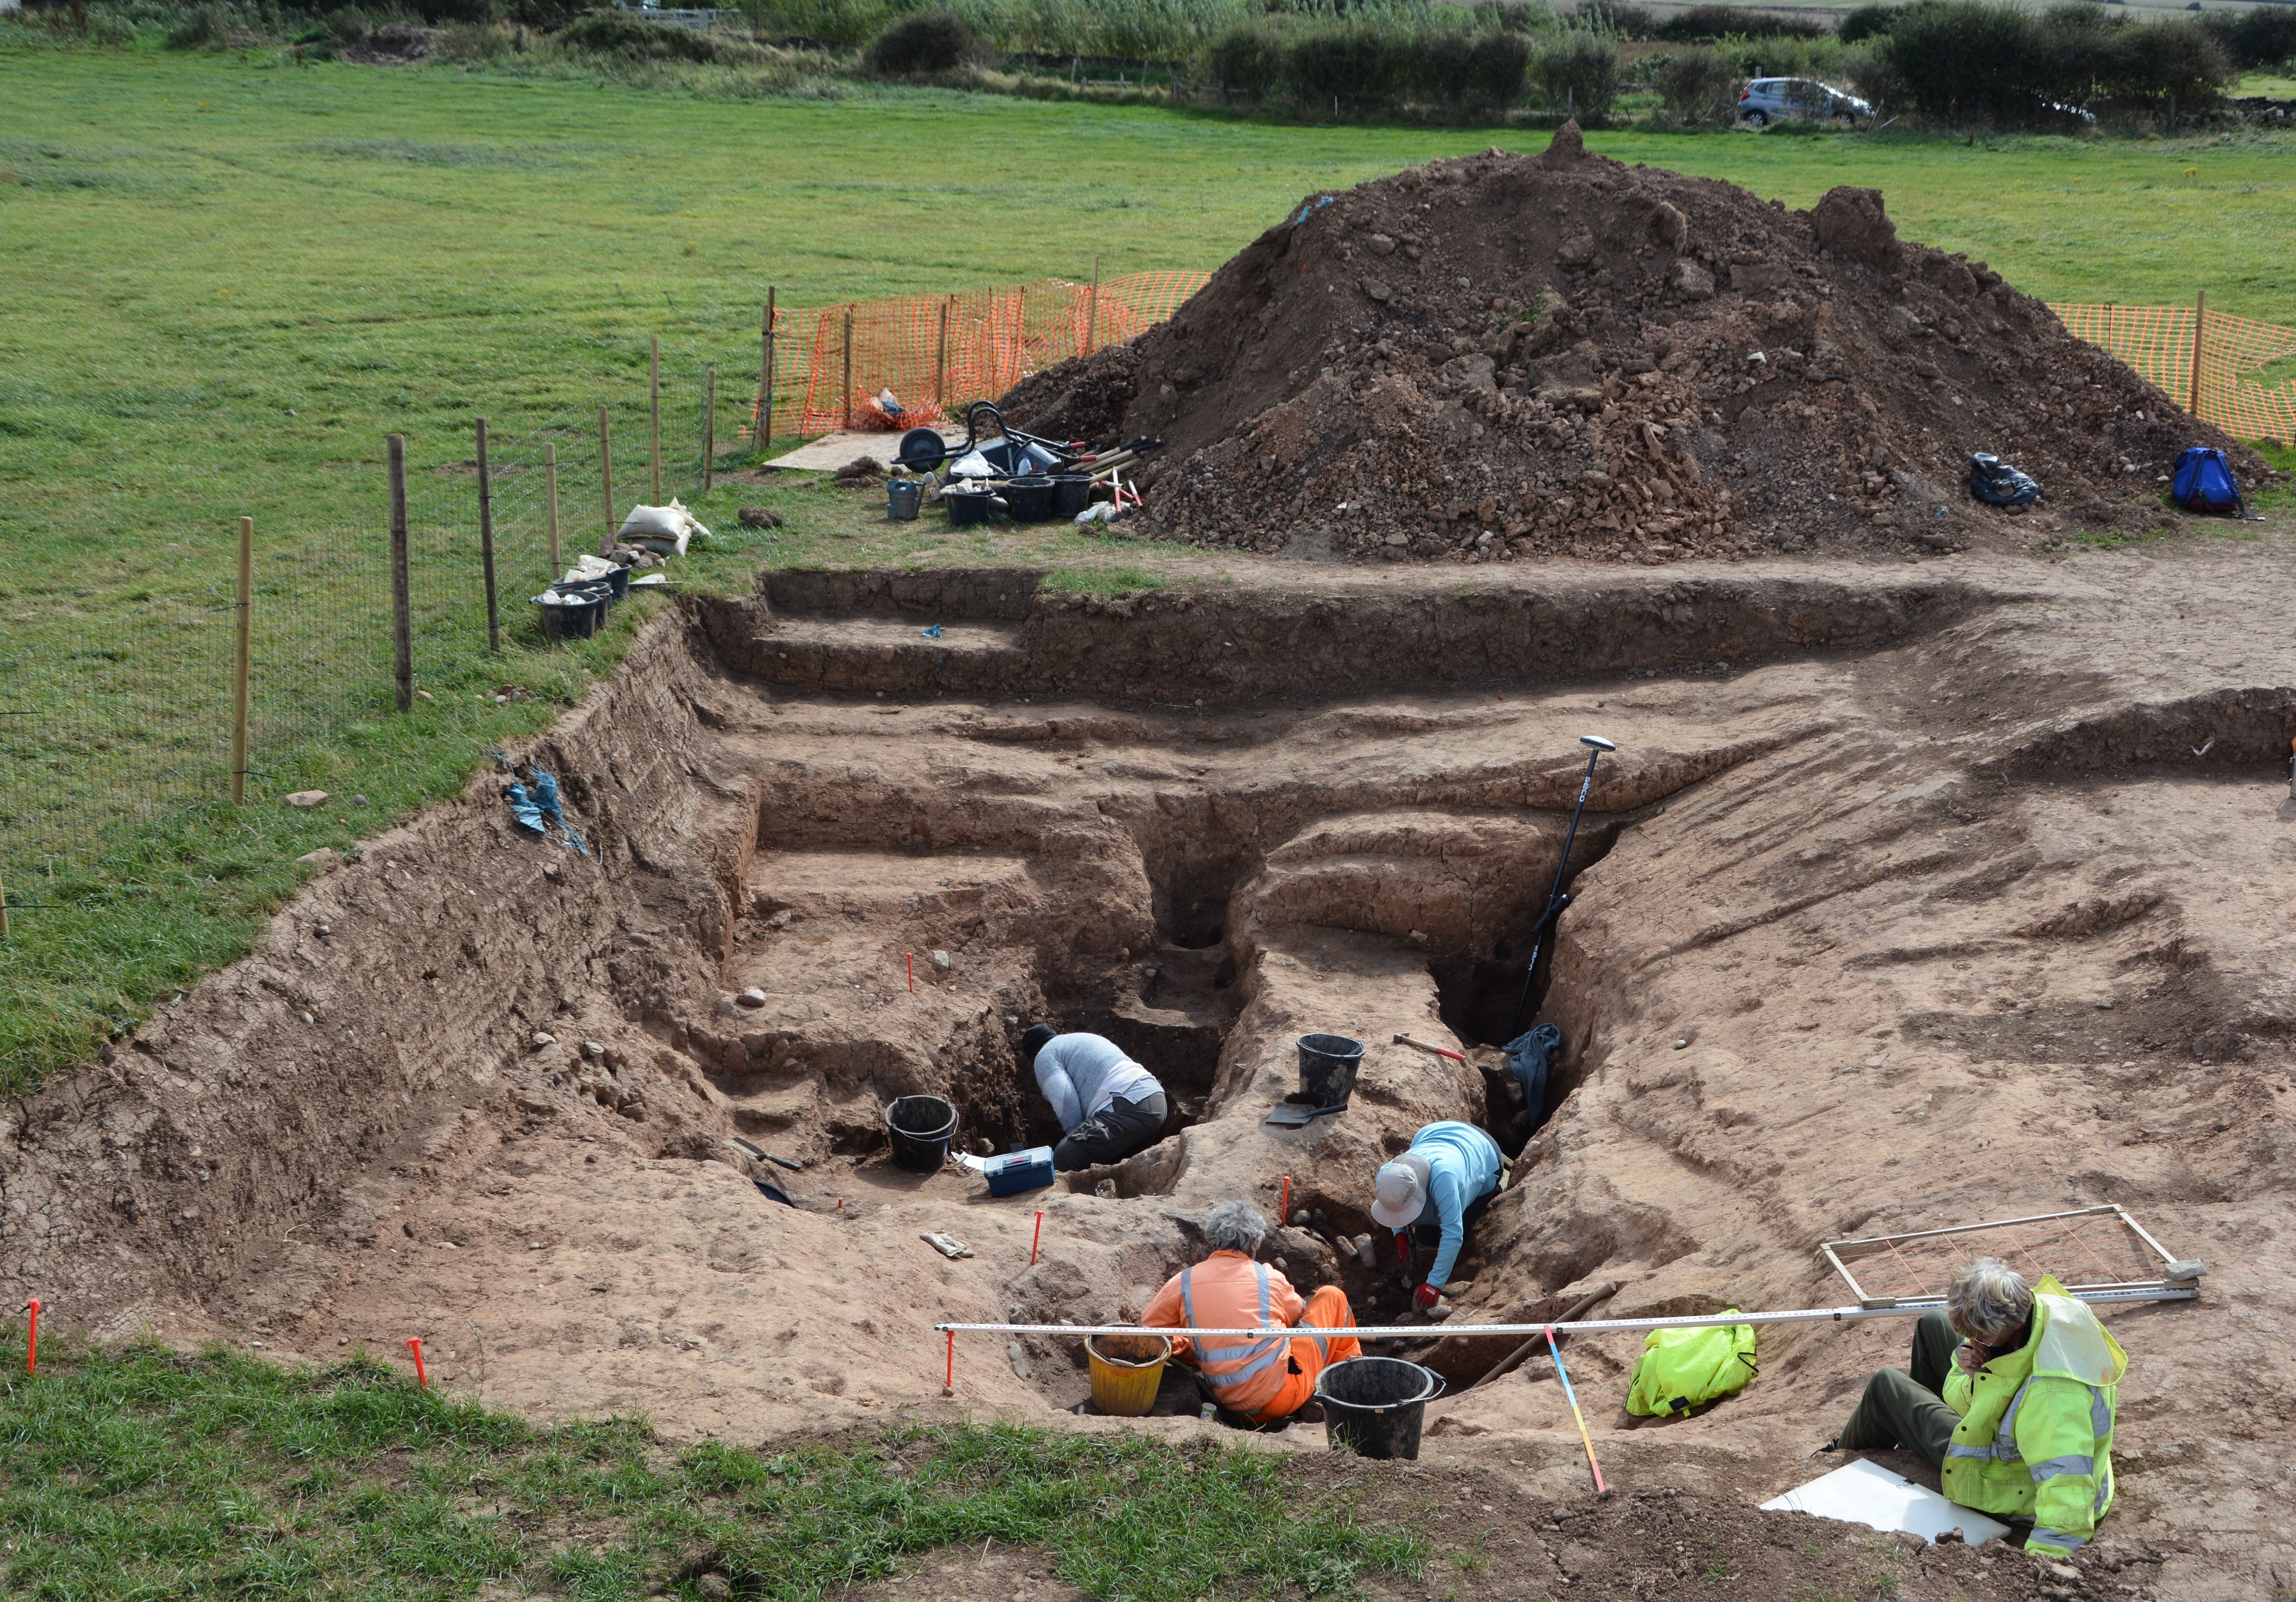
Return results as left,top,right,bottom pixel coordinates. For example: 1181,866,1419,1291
1003,123,2264,564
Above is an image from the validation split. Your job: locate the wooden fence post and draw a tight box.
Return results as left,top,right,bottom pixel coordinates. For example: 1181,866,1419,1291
1014,286,1027,390
389,434,412,714
231,515,252,802
841,309,854,430
2187,289,2206,418
759,287,776,460
598,405,616,556
935,297,949,410
649,338,662,504
476,416,500,654
703,364,717,494
544,441,560,577
1084,252,1099,358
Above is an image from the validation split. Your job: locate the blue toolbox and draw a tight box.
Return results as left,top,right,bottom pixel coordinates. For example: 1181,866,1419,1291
982,1146,1055,1197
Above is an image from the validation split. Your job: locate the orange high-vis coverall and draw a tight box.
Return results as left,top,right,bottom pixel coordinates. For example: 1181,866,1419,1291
1142,1249,1362,1423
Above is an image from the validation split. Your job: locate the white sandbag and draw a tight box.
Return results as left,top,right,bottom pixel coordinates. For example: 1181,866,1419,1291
616,498,711,557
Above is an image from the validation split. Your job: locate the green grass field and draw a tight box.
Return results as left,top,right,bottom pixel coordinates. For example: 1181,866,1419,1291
0,1334,1422,1600
3,41,2293,1093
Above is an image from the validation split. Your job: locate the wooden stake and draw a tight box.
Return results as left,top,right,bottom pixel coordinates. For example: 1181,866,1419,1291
2188,289,2206,417
703,364,716,494
598,405,615,556
231,515,252,802
649,337,662,503
544,441,560,577
759,288,776,459
388,434,412,714
841,309,854,430
935,297,950,410
0,867,9,940
1084,252,1100,358
475,418,500,654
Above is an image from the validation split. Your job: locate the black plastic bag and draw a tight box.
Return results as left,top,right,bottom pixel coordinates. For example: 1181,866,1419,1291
1969,453,2039,507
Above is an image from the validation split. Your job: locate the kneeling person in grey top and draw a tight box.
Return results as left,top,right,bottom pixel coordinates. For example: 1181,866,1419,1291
1022,1026,1168,1172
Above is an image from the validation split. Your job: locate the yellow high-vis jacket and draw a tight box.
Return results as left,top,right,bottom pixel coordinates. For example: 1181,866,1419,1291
1941,1275,2127,1558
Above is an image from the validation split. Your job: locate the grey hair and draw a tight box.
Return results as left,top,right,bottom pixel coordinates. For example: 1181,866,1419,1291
1203,1201,1269,1256
1947,1257,2033,1343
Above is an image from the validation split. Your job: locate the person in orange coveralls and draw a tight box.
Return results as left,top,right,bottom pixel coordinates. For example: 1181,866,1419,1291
1142,1200,1361,1425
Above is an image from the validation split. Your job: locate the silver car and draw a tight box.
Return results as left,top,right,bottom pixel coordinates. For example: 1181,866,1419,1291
1737,77,1873,126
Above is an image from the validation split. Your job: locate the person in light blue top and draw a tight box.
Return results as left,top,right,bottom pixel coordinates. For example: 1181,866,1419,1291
1021,1025,1168,1172
1368,1121,1504,1311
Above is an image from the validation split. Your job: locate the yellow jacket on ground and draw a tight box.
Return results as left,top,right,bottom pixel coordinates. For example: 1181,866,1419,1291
1940,1275,2126,1558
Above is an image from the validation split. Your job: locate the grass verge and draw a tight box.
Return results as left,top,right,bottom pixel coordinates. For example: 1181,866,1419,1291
0,1331,1423,1602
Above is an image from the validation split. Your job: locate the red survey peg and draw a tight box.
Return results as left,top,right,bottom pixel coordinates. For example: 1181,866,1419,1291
1280,1175,1291,1224
906,953,914,993
405,1336,428,1388
1030,1209,1044,1267
22,1298,38,1376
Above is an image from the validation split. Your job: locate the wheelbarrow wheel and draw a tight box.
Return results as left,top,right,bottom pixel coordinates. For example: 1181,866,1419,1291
896,427,949,474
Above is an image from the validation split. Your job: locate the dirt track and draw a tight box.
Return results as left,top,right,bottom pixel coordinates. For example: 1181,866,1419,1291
5,544,2294,1599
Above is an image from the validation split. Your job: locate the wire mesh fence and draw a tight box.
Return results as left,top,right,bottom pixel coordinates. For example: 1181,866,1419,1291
0,387,668,913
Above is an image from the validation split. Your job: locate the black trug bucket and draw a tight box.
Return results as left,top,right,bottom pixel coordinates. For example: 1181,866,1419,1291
1316,1357,1445,1460
533,594,608,642
1297,1033,1365,1107
944,488,994,528
1003,475,1055,522
1050,474,1093,517
885,1095,957,1172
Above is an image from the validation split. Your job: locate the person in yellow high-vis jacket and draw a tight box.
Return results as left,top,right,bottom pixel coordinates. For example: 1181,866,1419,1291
1830,1258,2125,1559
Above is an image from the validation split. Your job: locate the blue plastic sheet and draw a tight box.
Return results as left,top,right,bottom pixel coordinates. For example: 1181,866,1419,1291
504,769,589,855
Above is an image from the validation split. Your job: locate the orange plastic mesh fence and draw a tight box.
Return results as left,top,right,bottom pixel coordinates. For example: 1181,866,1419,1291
746,271,1212,442
745,288,2293,447
2050,301,2296,445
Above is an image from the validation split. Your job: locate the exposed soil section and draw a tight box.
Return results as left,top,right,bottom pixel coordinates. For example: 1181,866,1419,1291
6,549,2296,1598
1002,128,2273,565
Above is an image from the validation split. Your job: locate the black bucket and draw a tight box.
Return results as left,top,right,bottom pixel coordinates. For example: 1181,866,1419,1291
1316,1357,1445,1460
944,488,994,528
1003,475,1055,523
559,566,629,600
533,593,608,641
885,1094,957,1172
549,578,615,609
1051,474,1093,517
1297,1033,1365,1106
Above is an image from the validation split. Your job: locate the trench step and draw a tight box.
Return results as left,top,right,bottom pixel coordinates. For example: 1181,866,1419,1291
749,618,1026,694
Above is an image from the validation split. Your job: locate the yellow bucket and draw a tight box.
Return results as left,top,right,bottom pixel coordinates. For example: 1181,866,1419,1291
1087,1333,1171,1417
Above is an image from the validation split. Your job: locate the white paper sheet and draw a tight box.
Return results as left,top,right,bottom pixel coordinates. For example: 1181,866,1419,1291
1761,1457,2013,1547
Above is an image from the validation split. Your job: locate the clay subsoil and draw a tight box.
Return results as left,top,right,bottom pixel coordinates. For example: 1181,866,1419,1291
7,543,2296,1600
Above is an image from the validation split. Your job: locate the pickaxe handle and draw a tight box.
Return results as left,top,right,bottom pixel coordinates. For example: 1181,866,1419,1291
1392,1033,1466,1063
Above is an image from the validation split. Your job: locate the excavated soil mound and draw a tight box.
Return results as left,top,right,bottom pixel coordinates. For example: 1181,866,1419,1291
1003,125,2267,565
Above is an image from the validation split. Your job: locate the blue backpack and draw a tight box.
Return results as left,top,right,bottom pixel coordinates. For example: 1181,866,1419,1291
2172,447,2243,515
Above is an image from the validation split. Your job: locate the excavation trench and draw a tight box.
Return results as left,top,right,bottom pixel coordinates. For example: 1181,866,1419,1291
8,558,2295,1593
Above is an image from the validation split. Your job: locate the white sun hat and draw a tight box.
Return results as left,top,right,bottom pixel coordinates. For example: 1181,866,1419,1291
1370,1154,1431,1230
